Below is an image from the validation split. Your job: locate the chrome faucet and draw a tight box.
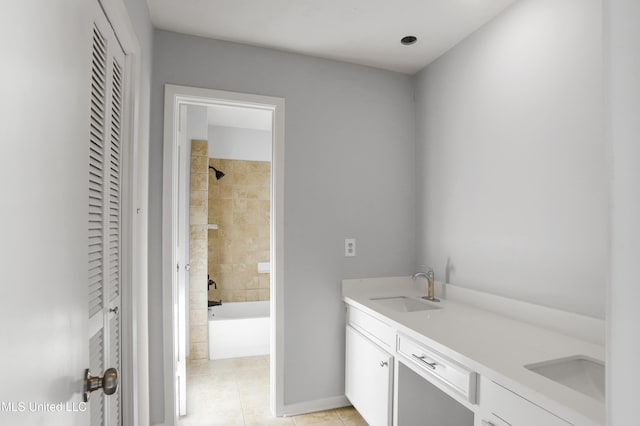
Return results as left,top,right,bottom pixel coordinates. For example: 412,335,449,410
412,268,439,302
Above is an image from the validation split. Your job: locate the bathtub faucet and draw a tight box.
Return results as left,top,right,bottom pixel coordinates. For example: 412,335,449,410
208,275,217,290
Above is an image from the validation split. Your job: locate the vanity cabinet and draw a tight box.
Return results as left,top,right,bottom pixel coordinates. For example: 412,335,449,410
397,334,477,404
342,291,598,426
397,362,474,426
476,377,571,426
345,325,393,426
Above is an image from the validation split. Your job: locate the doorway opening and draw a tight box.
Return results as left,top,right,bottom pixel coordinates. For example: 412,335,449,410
162,85,285,425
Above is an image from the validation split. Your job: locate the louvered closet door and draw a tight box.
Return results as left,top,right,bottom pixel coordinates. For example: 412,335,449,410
87,6,126,426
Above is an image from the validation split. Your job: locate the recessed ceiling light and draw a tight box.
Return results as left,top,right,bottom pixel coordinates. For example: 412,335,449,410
401,36,417,46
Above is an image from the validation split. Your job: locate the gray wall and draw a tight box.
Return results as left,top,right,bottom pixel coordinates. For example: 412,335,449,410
209,125,272,162
186,105,209,142
606,0,640,423
414,0,606,318
149,31,416,422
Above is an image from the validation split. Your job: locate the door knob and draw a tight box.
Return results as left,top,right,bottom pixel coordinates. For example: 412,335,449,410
83,368,118,402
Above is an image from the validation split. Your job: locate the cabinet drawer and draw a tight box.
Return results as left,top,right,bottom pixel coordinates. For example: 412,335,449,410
481,378,571,426
398,334,477,403
347,305,395,348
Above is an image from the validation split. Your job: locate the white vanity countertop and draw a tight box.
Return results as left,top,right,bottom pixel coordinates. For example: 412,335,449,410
343,277,605,426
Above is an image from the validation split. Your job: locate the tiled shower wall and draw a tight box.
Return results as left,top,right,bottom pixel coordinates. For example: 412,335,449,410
189,140,209,360
207,158,271,302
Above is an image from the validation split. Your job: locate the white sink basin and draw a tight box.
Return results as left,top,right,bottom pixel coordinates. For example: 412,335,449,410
525,356,605,402
370,296,442,312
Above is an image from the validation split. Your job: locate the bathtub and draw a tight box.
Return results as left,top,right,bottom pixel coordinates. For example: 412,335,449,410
208,301,270,360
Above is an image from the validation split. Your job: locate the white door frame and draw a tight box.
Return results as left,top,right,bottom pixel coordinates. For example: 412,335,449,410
162,84,285,425
176,104,189,416
98,1,150,425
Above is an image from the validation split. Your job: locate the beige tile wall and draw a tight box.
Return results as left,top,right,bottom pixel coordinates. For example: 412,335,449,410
208,158,271,303
189,140,209,360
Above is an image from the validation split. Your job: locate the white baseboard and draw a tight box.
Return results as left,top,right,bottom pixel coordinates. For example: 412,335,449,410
281,395,350,417
154,397,350,424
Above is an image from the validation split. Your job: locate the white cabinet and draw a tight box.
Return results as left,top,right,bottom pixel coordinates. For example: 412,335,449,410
347,304,395,348
475,418,509,426
345,325,393,426
396,362,475,426
343,299,586,426
477,377,571,426
397,334,477,404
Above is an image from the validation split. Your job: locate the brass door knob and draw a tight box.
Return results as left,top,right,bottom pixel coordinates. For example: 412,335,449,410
83,368,118,402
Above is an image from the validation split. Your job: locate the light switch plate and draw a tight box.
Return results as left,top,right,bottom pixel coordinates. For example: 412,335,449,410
345,238,356,257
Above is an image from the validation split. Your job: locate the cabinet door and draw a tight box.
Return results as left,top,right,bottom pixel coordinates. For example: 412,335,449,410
481,379,571,426
345,325,393,426
475,415,510,426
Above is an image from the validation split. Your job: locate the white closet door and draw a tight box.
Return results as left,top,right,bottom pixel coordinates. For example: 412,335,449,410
87,6,126,426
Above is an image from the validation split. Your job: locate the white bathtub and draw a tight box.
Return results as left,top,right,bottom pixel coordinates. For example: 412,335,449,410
208,301,270,360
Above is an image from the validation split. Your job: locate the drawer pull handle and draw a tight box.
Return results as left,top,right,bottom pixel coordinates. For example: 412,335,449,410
411,353,437,370
380,361,388,367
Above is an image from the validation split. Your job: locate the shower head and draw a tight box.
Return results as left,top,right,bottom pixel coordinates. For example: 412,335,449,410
208,166,225,180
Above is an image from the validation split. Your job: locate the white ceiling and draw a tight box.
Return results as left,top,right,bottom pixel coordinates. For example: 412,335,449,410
147,0,516,74
207,104,272,131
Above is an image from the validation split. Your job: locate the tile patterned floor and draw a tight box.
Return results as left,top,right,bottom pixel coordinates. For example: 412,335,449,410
179,356,368,426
